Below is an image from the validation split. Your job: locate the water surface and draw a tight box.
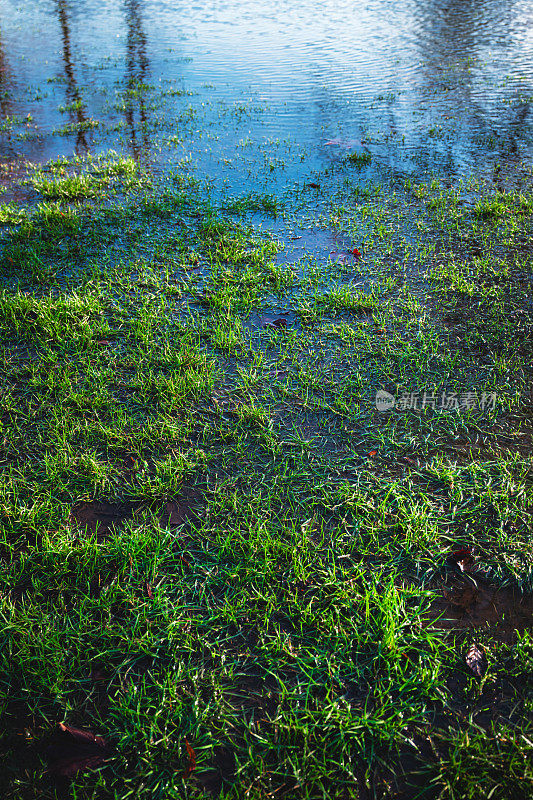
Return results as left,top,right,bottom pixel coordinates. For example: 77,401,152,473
0,0,532,195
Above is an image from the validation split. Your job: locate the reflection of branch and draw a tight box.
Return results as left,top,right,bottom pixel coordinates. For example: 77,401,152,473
55,0,89,155
0,35,12,117
124,0,149,161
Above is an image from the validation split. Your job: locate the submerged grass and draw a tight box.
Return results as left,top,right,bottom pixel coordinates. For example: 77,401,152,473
0,150,532,800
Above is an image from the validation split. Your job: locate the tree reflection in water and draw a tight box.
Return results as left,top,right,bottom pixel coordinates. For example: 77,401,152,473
55,0,90,155
123,0,150,162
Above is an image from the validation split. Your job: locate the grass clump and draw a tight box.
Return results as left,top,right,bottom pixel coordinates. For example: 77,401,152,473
0,203,26,225
28,151,143,201
53,118,100,136
30,173,105,200
0,291,108,345
346,150,372,167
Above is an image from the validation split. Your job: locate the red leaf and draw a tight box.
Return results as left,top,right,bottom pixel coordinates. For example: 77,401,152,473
331,250,361,264
465,643,487,677
306,182,320,189
367,450,378,457
183,737,197,779
124,454,137,470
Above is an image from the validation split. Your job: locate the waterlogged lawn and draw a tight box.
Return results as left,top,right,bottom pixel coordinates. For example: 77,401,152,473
0,151,532,799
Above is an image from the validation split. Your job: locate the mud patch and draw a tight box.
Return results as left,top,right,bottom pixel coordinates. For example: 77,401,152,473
430,576,533,642
70,499,142,539
70,489,202,539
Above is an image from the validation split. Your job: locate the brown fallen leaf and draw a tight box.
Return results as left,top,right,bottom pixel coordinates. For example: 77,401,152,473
465,643,487,677
145,582,153,600
306,182,321,189
183,737,197,779
46,723,112,777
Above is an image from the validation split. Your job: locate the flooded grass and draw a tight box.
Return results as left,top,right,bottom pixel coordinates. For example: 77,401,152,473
0,150,531,799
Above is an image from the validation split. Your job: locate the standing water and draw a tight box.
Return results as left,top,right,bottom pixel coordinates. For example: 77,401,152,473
0,0,532,197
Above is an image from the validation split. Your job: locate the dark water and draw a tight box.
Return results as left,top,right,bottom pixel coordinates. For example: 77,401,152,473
0,0,532,195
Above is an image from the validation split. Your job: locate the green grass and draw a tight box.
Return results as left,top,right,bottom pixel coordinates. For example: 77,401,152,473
346,151,372,168
0,151,532,800
53,119,101,137
224,192,281,216
0,203,26,224
28,153,143,201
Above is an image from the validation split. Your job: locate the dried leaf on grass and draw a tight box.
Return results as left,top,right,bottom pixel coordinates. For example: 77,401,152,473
183,738,197,779
46,723,112,777
465,643,487,677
